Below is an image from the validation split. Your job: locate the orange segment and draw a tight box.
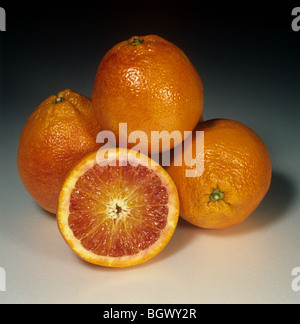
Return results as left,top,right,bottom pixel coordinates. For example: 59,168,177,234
57,148,179,267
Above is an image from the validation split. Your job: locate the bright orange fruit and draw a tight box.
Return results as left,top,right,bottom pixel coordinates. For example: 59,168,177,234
57,148,179,267
166,119,272,229
17,90,101,214
92,35,204,153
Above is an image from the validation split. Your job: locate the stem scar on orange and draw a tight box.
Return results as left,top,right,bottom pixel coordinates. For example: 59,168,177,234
57,148,180,267
166,119,272,229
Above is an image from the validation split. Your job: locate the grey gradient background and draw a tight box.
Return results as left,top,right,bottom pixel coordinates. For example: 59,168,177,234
0,2,300,303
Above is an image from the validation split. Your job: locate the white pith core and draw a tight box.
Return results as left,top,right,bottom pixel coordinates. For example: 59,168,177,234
107,198,130,222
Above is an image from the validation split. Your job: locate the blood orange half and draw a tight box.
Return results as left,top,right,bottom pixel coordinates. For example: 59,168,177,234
57,148,179,267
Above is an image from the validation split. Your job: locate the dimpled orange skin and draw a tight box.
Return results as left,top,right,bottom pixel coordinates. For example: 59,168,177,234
166,119,272,229
17,90,101,214
92,35,204,153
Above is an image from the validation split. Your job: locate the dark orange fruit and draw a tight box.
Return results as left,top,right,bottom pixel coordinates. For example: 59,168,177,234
167,119,272,229
17,90,101,213
92,35,204,153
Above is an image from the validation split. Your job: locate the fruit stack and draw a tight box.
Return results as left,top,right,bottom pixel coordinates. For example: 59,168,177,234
17,35,272,267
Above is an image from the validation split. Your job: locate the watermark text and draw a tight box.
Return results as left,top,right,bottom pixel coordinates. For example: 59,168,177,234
292,7,300,32
0,267,6,292
292,267,300,292
96,123,204,178
0,7,5,31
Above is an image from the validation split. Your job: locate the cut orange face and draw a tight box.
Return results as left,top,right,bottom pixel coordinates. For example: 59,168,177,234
57,148,179,267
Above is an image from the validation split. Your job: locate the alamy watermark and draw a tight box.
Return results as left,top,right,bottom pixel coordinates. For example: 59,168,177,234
96,123,205,178
0,267,6,292
0,7,6,31
292,7,300,31
291,267,300,292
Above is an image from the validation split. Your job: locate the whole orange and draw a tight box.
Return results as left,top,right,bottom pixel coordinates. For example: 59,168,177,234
92,35,204,153
17,89,101,214
166,119,272,229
